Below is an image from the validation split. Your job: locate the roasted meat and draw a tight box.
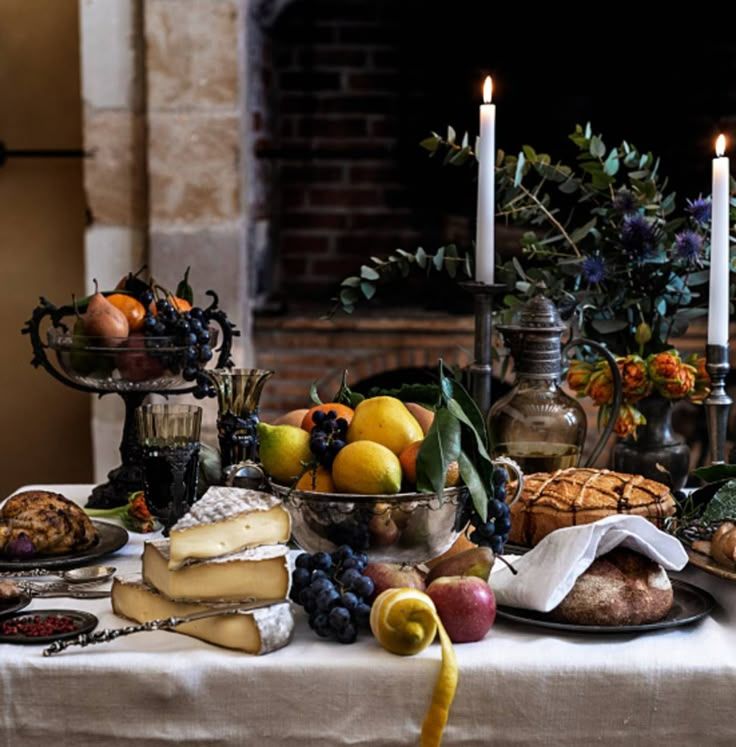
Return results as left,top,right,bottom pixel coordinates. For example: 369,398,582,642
0,491,98,557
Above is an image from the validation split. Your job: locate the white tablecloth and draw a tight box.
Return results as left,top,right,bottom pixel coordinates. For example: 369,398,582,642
1,485,735,747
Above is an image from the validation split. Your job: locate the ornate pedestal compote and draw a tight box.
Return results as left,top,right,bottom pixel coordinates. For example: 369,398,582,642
22,291,237,508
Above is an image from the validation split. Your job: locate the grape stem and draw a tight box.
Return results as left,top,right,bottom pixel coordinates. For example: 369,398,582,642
494,555,518,575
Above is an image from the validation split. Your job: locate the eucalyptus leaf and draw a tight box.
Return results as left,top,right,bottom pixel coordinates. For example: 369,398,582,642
360,265,380,281
591,318,629,333
514,151,526,187
360,281,376,299
415,246,428,269
458,451,488,522
590,135,606,158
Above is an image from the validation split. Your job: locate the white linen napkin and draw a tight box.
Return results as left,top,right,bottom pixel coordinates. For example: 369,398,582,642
490,514,688,612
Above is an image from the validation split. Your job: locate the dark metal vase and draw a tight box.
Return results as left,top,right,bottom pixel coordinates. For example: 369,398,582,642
612,395,690,491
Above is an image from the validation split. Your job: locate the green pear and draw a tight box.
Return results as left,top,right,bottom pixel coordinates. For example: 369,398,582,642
257,422,312,484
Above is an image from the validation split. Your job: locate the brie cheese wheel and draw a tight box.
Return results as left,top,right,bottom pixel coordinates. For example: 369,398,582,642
169,487,291,569
111,577,294,654
143,540,291,603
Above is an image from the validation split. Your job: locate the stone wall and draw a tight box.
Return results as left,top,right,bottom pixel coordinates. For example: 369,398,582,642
79,0,252,480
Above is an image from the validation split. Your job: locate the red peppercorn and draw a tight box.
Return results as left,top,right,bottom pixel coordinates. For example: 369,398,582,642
2,614,78,637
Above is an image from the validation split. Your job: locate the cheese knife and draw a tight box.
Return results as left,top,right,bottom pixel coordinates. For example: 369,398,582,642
43,598,287,656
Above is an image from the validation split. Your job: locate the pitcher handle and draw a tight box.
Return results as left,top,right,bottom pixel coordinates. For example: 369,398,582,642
562,338,623,468
492,456,524,507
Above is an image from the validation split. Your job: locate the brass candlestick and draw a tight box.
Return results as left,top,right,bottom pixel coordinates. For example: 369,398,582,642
705,344,732,464
460,281,506,414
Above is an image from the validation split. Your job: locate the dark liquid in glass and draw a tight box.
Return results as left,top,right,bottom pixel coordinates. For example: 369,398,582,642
141,440,200,532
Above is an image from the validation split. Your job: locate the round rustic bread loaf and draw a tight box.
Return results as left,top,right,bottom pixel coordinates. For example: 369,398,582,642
509,468,676,547
550,548,673,626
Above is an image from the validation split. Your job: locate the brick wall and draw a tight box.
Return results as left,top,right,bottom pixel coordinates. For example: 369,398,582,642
255,0,468,301
255,312,475,420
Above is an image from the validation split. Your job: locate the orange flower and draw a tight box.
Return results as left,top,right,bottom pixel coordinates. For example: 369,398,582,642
617,354,651,403
687,354,710,404
612,404,646,439
567,360,594,393
587,366,614,406
647,350,681,384
660,363,696,400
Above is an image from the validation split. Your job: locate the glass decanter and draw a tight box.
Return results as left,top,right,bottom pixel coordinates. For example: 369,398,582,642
488,296,622,472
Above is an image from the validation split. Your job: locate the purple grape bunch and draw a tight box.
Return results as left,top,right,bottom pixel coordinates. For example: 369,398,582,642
290,545,374,644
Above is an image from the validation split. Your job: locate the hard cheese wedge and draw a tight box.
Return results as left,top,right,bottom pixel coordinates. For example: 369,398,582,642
168,487,291,570
143,539,291,603
111,577,294,654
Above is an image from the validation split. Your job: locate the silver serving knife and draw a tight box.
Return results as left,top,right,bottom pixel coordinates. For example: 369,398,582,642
43,598,287,656
32,590,111,599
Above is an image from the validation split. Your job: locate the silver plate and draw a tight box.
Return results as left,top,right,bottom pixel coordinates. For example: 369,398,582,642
496,579,715,634
0,521,128,571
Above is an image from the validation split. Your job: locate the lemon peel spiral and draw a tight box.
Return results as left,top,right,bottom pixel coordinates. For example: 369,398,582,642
370,588,458,747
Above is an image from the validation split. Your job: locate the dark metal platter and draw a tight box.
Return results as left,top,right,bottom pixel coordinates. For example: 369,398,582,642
0,521,128,571
496,579,714,634
0,609,98,645
0,591,32,619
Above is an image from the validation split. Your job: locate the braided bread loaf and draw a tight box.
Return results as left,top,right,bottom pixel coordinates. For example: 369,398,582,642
509,468,676,547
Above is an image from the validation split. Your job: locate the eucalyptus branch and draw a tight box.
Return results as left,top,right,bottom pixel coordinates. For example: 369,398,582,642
513,180,582,257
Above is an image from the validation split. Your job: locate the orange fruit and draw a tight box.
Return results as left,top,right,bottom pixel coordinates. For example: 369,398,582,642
170,295,192,313
151,295,192,315
295,465,335,492
399,440,423,484
106,293,147,332
301,403,354,433
399,440,460,488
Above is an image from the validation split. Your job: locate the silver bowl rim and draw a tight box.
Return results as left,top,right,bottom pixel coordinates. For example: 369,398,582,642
271,482,468,504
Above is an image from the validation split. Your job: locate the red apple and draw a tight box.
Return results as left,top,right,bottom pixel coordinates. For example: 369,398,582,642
115,333,166,382
368,512,400,546
427,576,496,643
363,562,425,601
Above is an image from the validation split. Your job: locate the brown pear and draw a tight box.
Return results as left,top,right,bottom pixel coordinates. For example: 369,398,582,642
405,402,435,435
426,546,495,585
81,281,129,346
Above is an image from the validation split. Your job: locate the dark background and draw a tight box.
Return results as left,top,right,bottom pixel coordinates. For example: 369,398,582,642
261,1,735,304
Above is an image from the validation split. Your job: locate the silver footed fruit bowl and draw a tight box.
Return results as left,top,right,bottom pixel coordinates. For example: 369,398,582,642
270,484,472,565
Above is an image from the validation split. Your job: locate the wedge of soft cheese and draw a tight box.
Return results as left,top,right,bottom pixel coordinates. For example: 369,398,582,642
168,487,291,569
143,540,290,602
111,577,294,654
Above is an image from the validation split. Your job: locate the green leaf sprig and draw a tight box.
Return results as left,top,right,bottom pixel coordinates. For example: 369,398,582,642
415,361,493,521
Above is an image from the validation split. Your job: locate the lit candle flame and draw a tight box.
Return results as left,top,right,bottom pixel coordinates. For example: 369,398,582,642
716,134,726,157
483,76,493,104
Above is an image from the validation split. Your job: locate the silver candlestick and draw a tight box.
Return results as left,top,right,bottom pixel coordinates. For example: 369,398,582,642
460,281,506,414
705,344,732,464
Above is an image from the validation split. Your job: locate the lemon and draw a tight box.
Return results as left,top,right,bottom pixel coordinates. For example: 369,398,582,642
347,396,424,455
370,588,458,747
295,465,335,493
257,423,312,484
332,441,402,494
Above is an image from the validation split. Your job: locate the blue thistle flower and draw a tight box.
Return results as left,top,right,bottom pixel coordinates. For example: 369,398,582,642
620,214,656,256
582,256,606,284
674,230,703,263
613,189,638,214
686,197,711,226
